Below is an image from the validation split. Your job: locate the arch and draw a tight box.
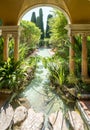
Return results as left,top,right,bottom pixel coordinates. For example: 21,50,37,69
18,4,71,25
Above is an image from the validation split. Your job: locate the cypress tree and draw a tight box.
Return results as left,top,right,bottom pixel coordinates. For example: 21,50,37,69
31,12,36,24
46,14,53,38
36,16,41,28
36,8,44,39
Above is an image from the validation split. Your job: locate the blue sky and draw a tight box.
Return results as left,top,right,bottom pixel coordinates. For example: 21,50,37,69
22,6,54,29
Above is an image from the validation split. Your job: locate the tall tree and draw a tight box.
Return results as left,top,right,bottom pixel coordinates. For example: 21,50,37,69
46,14,53,38
36,16,41,28
31,12,36,24
36,8,44,39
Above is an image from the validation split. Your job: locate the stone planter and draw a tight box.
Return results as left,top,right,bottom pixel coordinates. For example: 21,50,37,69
0,90,12,108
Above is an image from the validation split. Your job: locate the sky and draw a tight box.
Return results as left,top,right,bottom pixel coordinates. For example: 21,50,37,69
22,6,54,29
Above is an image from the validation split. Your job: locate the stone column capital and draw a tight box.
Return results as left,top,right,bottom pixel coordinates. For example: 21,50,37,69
2,33,8,38
81,33,88,38
12,32,19,39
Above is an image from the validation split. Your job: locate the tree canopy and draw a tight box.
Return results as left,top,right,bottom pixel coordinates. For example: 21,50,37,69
20,20,41,44
49,10,68,46
20,20,41,57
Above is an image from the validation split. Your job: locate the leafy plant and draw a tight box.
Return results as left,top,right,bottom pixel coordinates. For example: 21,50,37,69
42,57,66,87
49,63,65,86
0,58,27,91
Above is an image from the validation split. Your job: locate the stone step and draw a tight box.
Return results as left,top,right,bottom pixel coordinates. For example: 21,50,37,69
21,108,44,130
0,104,14,130
14,105,28,125
68,110,85,130
49,110,68,130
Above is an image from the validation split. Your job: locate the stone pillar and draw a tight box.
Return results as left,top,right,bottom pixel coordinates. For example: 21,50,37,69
82,34,88,78
3,33,9,61
69,35,75,74
13,33,19,62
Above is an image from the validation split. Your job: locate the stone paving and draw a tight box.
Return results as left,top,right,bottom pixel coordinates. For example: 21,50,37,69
49,111,69,130
0,103,86,130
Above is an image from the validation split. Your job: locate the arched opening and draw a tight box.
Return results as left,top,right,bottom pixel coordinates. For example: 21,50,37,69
16,4,77,118
18,4,71,53
18,5,71,53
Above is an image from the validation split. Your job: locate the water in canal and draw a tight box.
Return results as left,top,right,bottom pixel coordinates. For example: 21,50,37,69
20,48,86,130
22,48,65,114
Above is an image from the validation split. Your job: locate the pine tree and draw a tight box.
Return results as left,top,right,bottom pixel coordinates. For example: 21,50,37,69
31,12,36,24
46,14,53,38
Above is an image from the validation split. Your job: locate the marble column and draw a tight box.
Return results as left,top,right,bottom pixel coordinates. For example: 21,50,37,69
69,35,75,74
13,33,19,62
82,34,88,78
3,33,9,61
